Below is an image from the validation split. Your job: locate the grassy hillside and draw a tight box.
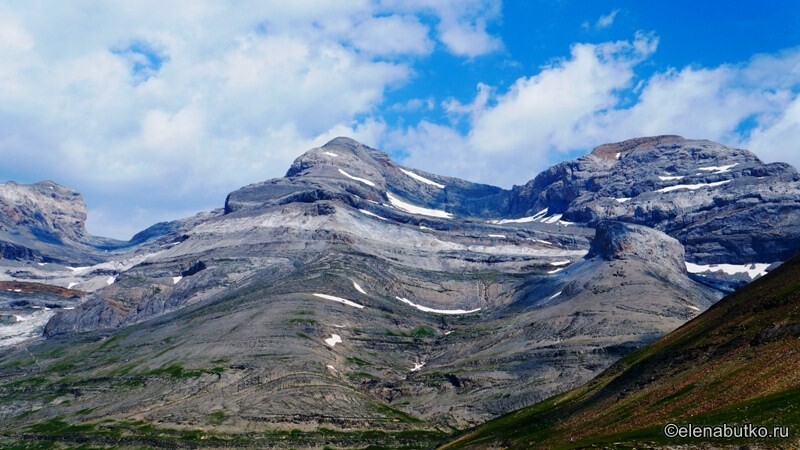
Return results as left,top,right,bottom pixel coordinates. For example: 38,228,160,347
441,255,800,449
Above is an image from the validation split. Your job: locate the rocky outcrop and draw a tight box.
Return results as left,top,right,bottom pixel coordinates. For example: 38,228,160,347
587,221,686,272
0,181,127,263
0,180,88,244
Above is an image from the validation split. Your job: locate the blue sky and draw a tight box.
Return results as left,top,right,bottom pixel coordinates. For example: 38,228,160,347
0,1,798,239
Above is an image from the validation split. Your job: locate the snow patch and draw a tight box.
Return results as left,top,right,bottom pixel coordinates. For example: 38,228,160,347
352,281,367,295
410,361,426,372
0,309,56,348
106,276,116,285
615,152,621,159
698,163,738,174
172,276,182,284
37,262,47,266
542,214,562,224
685,262,772,280
313,293,365,309
67,282,79,289
488,234,506,238
395,296,480,315
338,169,376,187
548,291,563,300
548,268,564,274
550,260,571,266
657,180,731,193
324,334,342,347
616,198,631,203
324,151,338,157
358,209,387,221
419,225,432,230
487,208,549,225
399,168,445,189
659,175,684,181
532,208,549,219
387,193,452,218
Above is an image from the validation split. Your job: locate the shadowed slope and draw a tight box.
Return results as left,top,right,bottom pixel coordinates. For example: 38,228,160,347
441,252,800,449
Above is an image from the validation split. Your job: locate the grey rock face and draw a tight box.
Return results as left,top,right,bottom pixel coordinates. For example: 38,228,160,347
227,137,510,218
508,136,800,264
0,181,127,264
587,221,687,272
0,180,88,243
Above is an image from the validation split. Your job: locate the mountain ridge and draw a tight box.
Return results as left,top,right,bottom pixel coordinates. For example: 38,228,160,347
0,135,797,448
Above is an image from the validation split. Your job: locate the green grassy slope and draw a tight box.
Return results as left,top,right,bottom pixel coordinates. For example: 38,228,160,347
441,255,800,449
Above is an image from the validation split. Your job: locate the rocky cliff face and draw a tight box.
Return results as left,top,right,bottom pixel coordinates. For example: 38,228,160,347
0,180,127,264
587,221,687,271
509,135,800,264
0,181,88,243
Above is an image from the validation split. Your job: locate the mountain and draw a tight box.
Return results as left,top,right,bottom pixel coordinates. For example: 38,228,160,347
439,250,800,449
0,136,797,448
509,135,800,264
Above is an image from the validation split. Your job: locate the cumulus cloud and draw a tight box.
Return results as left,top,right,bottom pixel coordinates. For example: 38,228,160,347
0,1,502,239
390,35,800,187
382,0,502,57
389,33,659,183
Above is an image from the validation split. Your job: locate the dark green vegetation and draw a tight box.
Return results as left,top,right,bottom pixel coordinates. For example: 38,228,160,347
440,254,800,449
0,416,446,449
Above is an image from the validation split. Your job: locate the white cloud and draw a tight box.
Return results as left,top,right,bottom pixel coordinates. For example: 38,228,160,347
745,95,800,166
437,15,501,57
389,34,658,183
469,34,658,154
0,7,32,55
349,15,432,56
596,9,619,29
391,35,800,187
381,0,502,57
443,82,493,118
392,97,435,112
0,1,502,239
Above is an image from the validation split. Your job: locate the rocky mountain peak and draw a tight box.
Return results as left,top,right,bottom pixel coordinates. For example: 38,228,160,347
227,137,507,218
285,137,388,184
590,135,684,159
